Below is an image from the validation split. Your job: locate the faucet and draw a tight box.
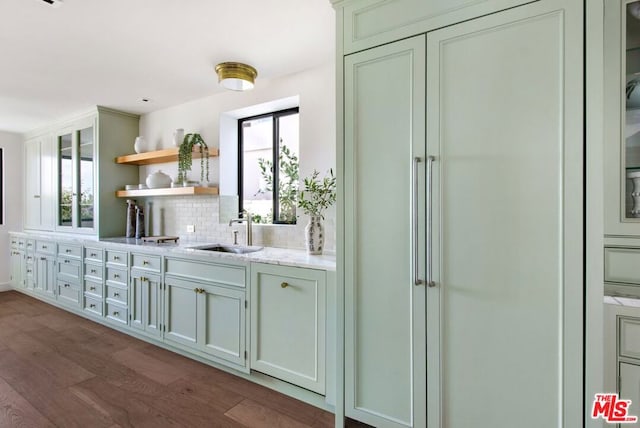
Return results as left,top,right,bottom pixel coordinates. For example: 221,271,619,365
229,211,252,246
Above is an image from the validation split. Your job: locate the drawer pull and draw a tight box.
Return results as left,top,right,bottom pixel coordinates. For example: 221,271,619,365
143,260,149,265
113,274,120,279
65,249,72,253
113,256,120,261
113,311,119,316
90,269,97,274
193,288,205,294
18,242,23,246
113,292,120,297
89,286,96,291
64,283,70,288
27,269,32,274
40,257,46,261
140,276,147,282
27,243,33,247
89,304,96,308
90,253,97,257
42,245,47,249
27,256,32,261
64,259,70,264
281,282,289,288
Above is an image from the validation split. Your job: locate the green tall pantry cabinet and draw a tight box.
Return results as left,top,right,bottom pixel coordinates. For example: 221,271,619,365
335,0,584,426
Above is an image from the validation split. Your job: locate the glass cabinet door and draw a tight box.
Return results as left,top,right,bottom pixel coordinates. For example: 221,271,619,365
57,121,94,231
625,2,640,219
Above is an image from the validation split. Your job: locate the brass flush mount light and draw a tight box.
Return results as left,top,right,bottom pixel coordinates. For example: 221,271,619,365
215,62,258,91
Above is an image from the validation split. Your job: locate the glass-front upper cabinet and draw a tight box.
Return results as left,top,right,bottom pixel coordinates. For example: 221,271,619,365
605,0,640,235
56,117,95,232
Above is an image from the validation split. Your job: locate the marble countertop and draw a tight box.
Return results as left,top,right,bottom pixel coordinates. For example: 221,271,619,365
10,232,335,271
604,295,640,307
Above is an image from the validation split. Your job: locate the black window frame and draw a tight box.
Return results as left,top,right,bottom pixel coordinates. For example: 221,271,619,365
238,107,299,224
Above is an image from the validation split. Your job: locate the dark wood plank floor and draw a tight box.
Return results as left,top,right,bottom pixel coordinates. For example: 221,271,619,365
0,291,336,428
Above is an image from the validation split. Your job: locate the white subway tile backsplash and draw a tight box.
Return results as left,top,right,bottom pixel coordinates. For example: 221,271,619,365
144,195,335,252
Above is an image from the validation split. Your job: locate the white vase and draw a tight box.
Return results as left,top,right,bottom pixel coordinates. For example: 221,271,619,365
134,136,146,153
305,216,324,255
173,128,184,147
146,170,172,189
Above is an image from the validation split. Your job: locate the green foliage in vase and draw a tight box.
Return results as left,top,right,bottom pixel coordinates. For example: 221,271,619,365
178,133,209,184
298,169,336,220
256,144,299,224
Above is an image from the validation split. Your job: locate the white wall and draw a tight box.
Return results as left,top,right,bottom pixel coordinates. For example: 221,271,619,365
138,63,336,251
0,131,23,288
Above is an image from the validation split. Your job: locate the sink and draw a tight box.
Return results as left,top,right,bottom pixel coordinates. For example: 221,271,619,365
189,244,263,254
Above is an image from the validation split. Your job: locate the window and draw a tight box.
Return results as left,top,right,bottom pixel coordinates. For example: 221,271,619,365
238,108,299,224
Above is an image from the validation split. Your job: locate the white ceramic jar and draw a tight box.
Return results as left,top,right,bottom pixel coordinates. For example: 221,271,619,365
146,170,172,189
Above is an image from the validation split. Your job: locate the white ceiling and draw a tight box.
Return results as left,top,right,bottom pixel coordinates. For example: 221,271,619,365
0,0,335,134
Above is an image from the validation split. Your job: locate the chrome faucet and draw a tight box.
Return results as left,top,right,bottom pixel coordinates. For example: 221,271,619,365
229,212,252,246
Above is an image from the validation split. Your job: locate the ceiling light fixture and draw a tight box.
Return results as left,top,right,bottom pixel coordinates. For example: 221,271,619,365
214,62,258,91
40,0,64,7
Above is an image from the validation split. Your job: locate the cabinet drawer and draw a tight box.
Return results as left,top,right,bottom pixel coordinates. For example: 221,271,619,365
84,295,103,317
605,247,640,285
131,253,161,272
25,263,35,278
10,236,23,249
25,239,35,251
57,257,81,283
84,263,103,281
106,250,128,267
15,238,26,249
84,278,103,298
165,258,245,287
84,247,104,263
106,285,127,306
57,281,81,307
105,303,128,325
58,243,82,259
36,241,55,255
620,317,640,360
105,267,127,287
25,254,35,266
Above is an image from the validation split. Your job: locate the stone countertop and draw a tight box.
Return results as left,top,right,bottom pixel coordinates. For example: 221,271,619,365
604,295,640,307
99,238,336,271
10,232,335,271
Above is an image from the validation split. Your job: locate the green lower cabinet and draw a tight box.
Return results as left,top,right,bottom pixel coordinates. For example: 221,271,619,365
250,263,326,394
130,270,162,338
164,275,247,372
9,250,25,288
35,254,56,298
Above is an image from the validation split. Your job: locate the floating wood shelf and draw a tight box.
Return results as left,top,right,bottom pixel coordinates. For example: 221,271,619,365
115,186,219,198
115,147,219,166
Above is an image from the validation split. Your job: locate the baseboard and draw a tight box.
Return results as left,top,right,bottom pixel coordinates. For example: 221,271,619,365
0,282,13,292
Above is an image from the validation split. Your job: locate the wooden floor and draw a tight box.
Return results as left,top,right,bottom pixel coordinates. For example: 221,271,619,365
0,291,336,428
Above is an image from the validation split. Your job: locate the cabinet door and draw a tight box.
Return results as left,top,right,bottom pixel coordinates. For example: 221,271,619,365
35,255,56,298
604,0,640,236
56,116,95,232
130,270,162,338
164,277,199,350
251,264,326,394
620,362,640,427
198,283,246,371
425,1,583,427
24,137,55,231
10,251,24,288
344,36,426,427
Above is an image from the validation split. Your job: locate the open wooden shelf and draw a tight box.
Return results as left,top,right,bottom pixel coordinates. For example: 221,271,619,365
115,147,219,166
115,186,219,198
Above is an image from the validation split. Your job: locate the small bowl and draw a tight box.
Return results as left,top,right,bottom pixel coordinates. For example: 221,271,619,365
138,184,148,190
125,184,137,190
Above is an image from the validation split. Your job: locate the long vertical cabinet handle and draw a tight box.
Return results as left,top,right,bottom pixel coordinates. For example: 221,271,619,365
426,155,436,287
413,157,424,286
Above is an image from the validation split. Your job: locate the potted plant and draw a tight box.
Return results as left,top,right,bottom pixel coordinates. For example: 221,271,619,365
178,133,210,185
298,169,337,255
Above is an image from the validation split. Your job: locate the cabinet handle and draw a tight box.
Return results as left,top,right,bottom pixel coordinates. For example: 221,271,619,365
90,253,97,257
40,257,46,261
64,259,70,263
193,288,205,294
140,276,147,282
113,292,119,297
142,260,149,265
113,256,120,261
412,157,425,286
90,269,97,274
65,249,72,253
281,282,289,288
426,155,436,288
27,269,32,274
114,274,119,279
42,245,47,249
64,283,70,288
89,304,96,308
27,243,33,247
113,311,119,316
90,286,96,291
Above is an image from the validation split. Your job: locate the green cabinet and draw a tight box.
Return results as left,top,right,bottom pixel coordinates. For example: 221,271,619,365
250,263,326,394
130,269,162,338
24,135,55,231
35,253,56,298
164,257,247,372
10,249,24,289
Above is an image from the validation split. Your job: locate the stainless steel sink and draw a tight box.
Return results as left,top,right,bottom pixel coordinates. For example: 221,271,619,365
189,244,263,254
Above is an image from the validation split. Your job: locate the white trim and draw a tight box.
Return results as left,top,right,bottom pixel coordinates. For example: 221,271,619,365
0,283,13,292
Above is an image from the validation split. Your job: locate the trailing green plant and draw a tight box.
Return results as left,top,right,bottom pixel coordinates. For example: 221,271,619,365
178,133,209,184
298,169,336,220
256,144,299,223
